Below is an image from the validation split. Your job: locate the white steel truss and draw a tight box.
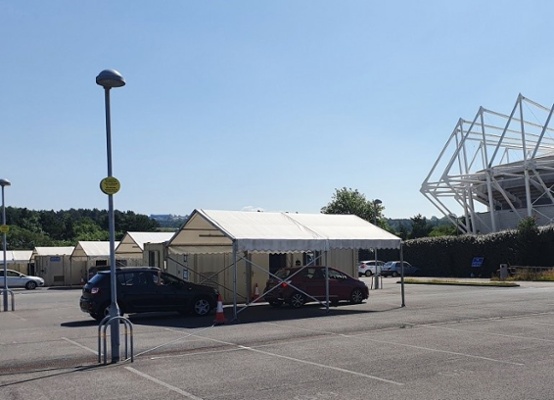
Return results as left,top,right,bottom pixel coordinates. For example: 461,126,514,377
421,94,554,234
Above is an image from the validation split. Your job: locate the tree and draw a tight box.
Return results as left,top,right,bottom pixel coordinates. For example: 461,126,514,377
72,218,108,241
116,211,160,232
428,224,457,237
321,187,383,226
397,223,409,240
516,216,539,265
410,214,431,239
517,216,538,236
3,207,160,249
7,226,57,249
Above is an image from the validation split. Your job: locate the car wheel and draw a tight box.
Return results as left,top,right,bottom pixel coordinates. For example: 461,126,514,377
91,313,102,321
350,288,364,304
94,304,123,322
365,270,373,277
392,271,399,277
289,293,305,308
25,281,37,290
269,300,283,308
192,297,212,316
91,304,110,322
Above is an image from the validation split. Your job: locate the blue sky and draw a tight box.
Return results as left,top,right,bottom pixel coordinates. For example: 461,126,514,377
2,1,554,219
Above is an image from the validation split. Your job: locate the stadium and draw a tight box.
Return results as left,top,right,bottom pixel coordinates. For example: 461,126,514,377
421,94,554,234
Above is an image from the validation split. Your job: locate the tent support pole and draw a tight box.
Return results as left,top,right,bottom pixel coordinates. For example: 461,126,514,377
325,245,329,313
400,242,405,307
232,241,238,321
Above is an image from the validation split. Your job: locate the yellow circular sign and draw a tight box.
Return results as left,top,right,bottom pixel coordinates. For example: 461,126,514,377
0,225,9,233
100,177,121,195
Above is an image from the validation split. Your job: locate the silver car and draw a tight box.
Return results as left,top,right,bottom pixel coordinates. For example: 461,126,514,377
0,269,45,290
380,261,419,277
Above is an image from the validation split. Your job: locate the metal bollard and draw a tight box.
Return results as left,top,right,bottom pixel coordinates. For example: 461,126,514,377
0,289,15,311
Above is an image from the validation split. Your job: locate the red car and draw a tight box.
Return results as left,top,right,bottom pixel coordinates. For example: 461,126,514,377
263,266,369,308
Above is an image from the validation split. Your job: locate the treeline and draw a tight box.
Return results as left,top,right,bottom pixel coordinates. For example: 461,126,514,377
387,215,458,239
4,207,160,249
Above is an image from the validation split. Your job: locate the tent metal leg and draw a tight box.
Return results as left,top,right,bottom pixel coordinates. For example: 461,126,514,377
400,243,405,307
232,242,238,322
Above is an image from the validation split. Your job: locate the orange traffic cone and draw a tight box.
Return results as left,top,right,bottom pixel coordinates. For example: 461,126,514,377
213,294,226,325
251,283,260,303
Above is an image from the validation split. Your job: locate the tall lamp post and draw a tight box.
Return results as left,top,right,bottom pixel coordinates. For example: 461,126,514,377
96,69,125,363
373,199,382,289
1,179,11,311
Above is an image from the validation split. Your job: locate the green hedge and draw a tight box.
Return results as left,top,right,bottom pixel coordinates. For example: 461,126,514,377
365,225,554,278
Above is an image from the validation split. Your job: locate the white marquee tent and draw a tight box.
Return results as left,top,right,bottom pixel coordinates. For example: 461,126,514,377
168,209,402,253
168,209,406,320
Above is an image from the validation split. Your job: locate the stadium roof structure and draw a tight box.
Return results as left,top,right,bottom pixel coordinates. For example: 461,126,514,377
421,94,554,234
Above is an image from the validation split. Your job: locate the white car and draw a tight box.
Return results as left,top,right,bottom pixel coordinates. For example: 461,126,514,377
0,269,45,290
358,260,385,277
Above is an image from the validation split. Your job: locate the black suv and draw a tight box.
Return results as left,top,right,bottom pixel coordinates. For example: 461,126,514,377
79,267,219,321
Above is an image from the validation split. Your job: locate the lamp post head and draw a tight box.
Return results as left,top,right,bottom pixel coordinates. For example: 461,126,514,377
373,199,382,206
0,179,11,188
96,69,126,89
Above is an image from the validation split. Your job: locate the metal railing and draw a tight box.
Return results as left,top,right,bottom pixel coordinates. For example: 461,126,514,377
98,316,134,364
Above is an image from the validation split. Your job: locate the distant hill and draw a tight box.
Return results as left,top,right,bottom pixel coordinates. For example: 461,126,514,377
387,218,412,231
150,214,187,229
387,216,444,230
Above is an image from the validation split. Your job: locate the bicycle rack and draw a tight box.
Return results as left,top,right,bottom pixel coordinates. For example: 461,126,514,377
371,274,383,290
98,316,134,364
0,289,15,311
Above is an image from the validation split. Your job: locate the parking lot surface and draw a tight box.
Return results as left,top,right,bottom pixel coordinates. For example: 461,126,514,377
2,279,554,399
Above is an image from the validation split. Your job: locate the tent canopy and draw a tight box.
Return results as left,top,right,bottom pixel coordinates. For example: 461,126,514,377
33,247,75,257
0,250,33,263
168,209,401,254
116,232,175,256
70,241,118,258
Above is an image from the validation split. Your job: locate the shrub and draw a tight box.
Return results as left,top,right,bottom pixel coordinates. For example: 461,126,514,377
378,224,554,278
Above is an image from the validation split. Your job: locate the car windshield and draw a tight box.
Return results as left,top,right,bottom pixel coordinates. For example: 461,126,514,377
160,272,182,286
88,272,108,285
274,268,292,279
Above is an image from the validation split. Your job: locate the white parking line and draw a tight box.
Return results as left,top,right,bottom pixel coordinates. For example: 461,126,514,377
125,366,204,400
3,312,27,321
422,323,554,343
237,345,404,386
349,335,524,366
153,328,404,386
61,337,98,354
150,347,243,360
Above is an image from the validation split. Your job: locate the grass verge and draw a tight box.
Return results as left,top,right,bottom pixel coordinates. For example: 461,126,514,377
402,278,519,287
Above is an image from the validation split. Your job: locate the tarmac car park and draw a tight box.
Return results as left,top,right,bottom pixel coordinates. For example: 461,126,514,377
5,277,554,400
5,278,554,399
